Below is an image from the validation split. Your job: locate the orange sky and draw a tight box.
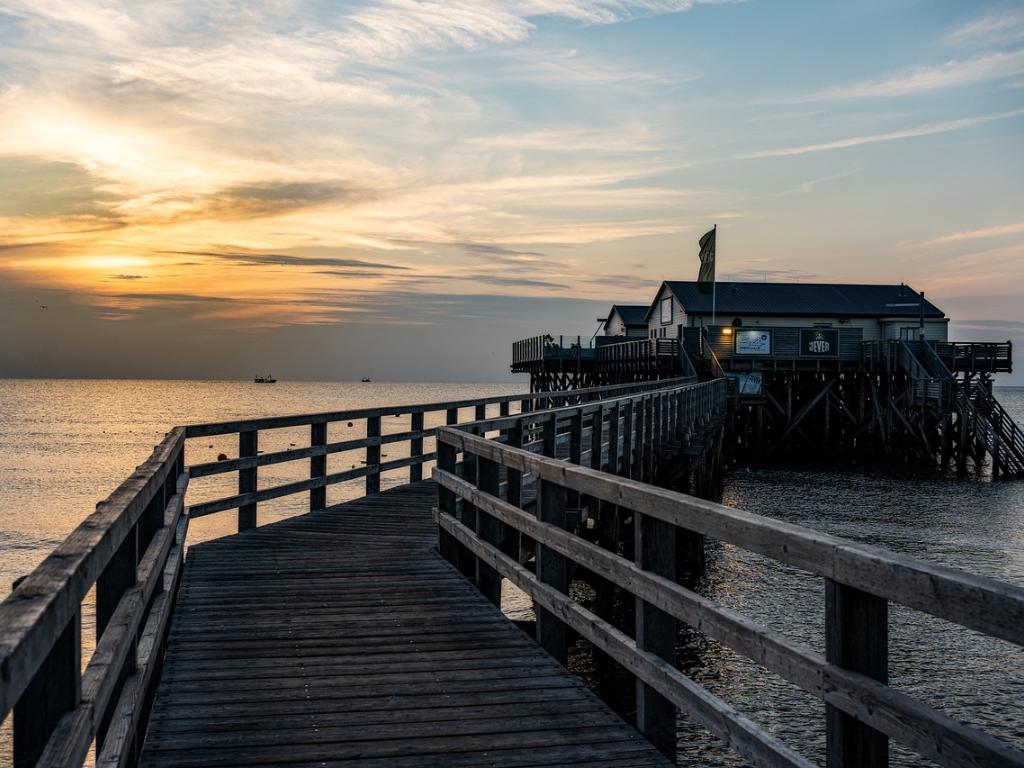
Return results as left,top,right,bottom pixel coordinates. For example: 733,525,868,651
2,1,1022,381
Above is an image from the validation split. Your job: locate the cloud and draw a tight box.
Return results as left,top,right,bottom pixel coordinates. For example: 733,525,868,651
777,50,1024,102
167,248,411,271
946,8,1024,47
922,221,1024,246
734,109,1024,160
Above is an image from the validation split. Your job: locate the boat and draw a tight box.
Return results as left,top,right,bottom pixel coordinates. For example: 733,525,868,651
361,377,371,383
254,373,277,384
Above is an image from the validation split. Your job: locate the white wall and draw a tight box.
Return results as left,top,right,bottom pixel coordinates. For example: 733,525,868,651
604,310,649,337
647,285,687,338
604,312,627,336
683,312,948,342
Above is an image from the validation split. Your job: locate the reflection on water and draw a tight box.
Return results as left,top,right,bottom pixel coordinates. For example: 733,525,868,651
672,387,1024,766
1,382,1022,767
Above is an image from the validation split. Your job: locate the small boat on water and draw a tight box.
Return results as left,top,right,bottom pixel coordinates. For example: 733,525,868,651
361,377,371,382
254,373,277,384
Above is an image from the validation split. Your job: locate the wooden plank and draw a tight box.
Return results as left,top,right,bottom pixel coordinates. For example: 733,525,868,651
435,467,1024,768
409,412,425,483
476,457,503,607
635,509,676,761
238,429,257,530
183,377,694,437
536,479,568,664
189,453,437,518
140,484,670,768
366,415,381,495
13,606,80,768
437,426,1024,646
0,428,184,720
439,511,814,768
189,428,436,479
309,421,327,511
826,581,888,768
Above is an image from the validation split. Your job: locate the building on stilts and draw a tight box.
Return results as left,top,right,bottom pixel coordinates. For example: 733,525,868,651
511,280,1020,479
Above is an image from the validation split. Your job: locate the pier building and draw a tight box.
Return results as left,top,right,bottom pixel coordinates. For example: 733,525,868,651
512,280,1020,477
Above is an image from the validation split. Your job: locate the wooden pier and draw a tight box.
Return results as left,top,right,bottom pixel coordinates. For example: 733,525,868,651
2,377,1024,768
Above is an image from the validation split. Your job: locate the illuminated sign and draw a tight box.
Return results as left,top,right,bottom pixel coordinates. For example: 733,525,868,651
734,329,772,356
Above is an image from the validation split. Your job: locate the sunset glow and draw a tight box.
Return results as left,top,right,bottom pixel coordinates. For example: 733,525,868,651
2,1,1022,381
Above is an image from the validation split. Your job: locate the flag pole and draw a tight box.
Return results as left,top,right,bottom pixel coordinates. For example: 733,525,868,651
712,224,717,326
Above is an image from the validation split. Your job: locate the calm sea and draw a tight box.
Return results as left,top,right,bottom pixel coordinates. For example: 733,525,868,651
1,379,1022,766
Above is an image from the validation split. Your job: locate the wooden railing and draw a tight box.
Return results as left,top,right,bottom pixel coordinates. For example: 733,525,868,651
0,430,187,768
936,341,1013,374
434,382,1024,768
511,334,594,367
0,377,698,768
182,377,694,528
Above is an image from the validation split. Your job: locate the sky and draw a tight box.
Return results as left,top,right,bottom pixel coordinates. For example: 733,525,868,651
1,0,1022,382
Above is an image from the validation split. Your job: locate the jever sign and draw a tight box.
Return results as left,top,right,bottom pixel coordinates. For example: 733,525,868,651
800,328,839,357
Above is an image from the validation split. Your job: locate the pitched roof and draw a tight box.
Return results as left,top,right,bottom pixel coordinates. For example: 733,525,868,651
651,281,945,319
609,304,649,326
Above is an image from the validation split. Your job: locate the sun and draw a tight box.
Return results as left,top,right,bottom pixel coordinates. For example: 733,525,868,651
78,255,151,270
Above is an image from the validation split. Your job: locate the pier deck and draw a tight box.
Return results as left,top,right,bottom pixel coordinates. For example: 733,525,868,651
5,378,1024,768
140,482,672,768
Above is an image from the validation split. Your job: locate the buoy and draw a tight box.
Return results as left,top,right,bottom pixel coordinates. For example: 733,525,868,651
217,453,228,461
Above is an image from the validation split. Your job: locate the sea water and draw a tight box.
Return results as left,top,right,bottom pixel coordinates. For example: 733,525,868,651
1,380,1021,766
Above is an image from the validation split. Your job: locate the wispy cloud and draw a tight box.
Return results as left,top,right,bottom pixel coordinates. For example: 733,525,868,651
777,50,1024,102
734,109,1024,160
923,221,1024,246
946,8,1024,47
166,248,410,271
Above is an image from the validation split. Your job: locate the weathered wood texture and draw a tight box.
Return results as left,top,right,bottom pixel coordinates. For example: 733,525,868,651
0,429,188,768
185,377,696,524
435,379,1024,768
139,483,672,768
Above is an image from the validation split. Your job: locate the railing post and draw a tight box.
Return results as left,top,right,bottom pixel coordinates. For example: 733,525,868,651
536,478,568,664
635,510,677,761
476,456,503,607
457,430,480,579
366,415,381,495
238,429,258,530
607,402,620,475
310,420,327,511
507,423,524,509
409,412,425,482
13,586,81,768
502,421,525,564
622,399,635,478
95,520,139,748
437,437,459,565
826,580,888,767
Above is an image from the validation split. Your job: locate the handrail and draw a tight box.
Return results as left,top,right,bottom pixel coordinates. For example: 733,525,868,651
434,384,1024,768
0,429,188,768
183,377,696,523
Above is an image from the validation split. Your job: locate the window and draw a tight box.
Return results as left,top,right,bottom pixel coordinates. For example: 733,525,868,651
660,297,673,325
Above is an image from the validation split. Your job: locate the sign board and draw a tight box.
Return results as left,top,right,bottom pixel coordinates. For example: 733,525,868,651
660,297,672,324
734,329,772,356
800,328,839,357
736,372,763,396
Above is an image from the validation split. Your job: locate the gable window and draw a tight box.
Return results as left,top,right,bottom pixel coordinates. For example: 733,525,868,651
660,297,673,325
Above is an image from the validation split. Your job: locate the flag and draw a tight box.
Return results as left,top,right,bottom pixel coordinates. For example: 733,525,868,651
697,226,715,295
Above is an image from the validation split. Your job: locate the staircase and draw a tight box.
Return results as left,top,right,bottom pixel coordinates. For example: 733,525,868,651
960,382,1024,476
897,340,1024,477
